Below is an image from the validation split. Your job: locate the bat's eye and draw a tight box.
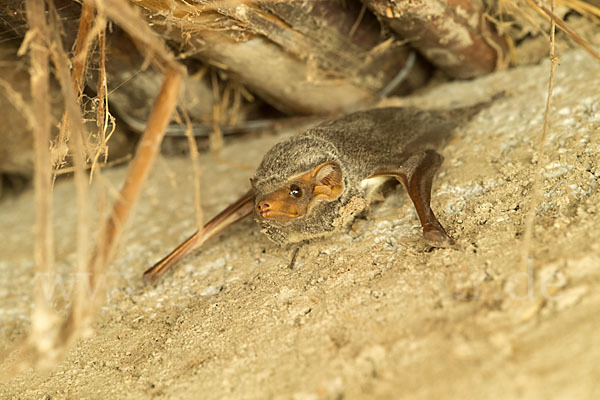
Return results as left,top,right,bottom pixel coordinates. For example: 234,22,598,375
289,184,303,198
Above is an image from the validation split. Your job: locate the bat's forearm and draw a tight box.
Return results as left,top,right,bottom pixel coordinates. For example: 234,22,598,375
143,190,254,284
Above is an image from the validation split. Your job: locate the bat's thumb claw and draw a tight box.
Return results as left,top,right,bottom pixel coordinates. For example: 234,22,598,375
142,270,159,286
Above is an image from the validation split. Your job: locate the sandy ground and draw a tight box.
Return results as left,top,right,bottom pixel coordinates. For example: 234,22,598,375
1,47,599,399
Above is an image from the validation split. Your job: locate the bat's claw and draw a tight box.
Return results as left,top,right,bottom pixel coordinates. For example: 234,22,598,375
142,270,158,286
423,229,455,248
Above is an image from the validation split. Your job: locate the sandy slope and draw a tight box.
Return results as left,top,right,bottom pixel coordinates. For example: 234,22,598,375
1,48,599,399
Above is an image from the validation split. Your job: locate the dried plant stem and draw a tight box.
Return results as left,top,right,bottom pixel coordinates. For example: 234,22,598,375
47,0,91,340
530,0,600,63
90,23,111,183
53,155,132,176
71,0,95,96
78,0,184,280
14,0,186,368
100,68,183,275
210,70,224,155
24,0,58,364
97,26,107,144
50,0,97,180
58,66,183,343
0,78,36,130
348,3,367,38
521,0,558,269
181,106,204,231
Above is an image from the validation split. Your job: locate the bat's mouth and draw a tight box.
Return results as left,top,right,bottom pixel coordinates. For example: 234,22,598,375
258,210,300,219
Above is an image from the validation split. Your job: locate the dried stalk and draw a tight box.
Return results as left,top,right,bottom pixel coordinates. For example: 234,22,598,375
53,155,132,175
23,0,58,367
47,0,91,340
534,0,600,63
83,0,185,278
58,65,183,343
89,20,111,182
520,0,559,271
1,0,186,370
0,78,36,130
349,3,368,38
99,67,182,268
181,106,204,231
50,0,98,179
210,70,224,155
71,0,95,96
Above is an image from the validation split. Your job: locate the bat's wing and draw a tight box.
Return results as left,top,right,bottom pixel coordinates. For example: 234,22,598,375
369,149,454,246
143,190,255,284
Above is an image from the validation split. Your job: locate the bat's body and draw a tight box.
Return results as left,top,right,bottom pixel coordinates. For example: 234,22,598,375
252,107,464,245
144,104,492,283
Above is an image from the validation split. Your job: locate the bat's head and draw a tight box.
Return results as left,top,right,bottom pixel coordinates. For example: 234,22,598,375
251,134,352,244
254,161,343,219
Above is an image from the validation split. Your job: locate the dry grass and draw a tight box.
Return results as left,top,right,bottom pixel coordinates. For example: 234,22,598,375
534,0,600,61
495,0,600,63
2,0,185,374
180,106,204,232
23,0,57,372
520,0,559,308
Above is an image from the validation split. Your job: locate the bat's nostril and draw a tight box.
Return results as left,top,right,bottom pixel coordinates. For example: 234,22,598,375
257,201,270,211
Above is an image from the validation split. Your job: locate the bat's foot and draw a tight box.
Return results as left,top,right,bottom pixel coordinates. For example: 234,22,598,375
423,229,455,248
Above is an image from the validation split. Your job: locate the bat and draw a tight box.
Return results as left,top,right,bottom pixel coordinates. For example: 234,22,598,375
143,101,498,284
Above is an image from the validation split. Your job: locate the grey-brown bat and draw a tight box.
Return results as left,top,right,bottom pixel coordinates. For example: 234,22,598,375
143,103,493,284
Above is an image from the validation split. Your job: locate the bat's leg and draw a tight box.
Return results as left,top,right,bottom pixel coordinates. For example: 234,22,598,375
143,190,254,284
400,150,454,246
370,150,454,246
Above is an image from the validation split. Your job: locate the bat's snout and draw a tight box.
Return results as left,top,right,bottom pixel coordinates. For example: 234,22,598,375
254,196,300,220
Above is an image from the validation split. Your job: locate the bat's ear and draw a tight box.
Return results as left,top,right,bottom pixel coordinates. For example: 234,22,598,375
311,161,343,200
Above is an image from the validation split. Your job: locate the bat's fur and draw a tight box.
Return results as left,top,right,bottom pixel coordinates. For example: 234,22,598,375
251,104,488,244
